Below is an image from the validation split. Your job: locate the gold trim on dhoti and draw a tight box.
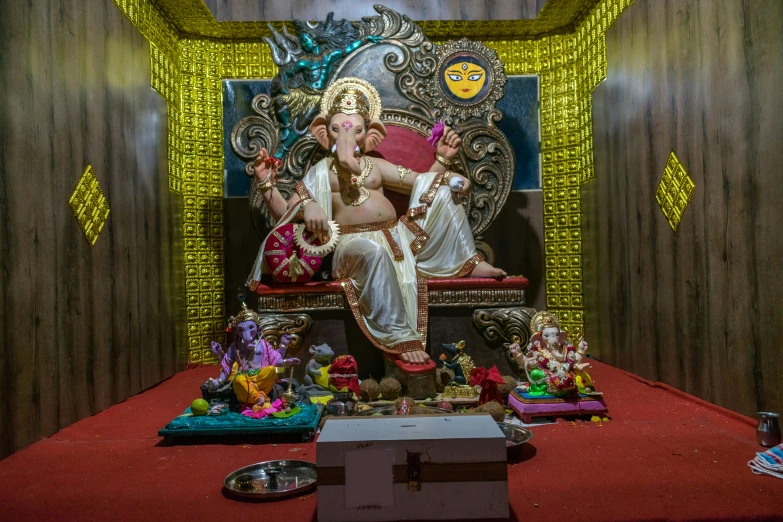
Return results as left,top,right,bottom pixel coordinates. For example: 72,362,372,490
340,218,399,234
339,278,424,354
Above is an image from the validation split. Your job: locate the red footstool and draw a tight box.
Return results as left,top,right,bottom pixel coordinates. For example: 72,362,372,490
383,353,437,400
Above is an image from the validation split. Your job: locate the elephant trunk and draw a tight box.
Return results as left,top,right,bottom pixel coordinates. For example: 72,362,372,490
335,133,362,177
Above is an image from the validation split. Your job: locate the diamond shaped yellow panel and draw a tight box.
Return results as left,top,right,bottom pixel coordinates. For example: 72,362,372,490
69,165,111,246
655,151,694,232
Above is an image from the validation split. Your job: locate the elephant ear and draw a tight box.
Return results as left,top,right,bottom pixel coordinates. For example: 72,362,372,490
309,113,330,150
530,332,544,347
364,118,387,152
558,332,569,345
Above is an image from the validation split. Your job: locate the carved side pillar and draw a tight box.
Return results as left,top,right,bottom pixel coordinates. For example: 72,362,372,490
257,313,313,355
472,307,536,374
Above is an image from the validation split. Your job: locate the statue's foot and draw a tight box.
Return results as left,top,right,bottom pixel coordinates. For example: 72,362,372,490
470,261,507,279
400,350,431,365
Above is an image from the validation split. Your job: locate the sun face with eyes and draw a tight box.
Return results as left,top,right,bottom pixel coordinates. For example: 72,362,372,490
444,61,487,100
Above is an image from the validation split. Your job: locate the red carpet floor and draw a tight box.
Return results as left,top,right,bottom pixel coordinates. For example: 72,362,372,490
1,360,781,522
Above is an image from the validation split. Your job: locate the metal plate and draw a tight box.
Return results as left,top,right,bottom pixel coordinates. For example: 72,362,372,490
354,405,455,416
497,422,533,448
223,459,317,500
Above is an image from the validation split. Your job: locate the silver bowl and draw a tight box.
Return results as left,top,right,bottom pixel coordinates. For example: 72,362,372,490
497,422,533,448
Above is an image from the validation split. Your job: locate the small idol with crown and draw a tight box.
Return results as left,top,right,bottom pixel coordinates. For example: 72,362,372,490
509,311,593,397
206,303,300,414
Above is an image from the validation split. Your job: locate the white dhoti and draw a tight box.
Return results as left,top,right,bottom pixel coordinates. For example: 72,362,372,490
248,159,481,355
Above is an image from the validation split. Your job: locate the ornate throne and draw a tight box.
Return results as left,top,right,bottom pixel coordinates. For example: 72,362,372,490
230,5,535,381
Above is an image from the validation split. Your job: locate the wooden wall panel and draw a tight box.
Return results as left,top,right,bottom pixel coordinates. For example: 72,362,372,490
585,0,783,416
204,0,547,22
0,0,185,459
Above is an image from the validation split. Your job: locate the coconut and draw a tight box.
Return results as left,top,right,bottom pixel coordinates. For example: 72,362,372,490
379,377,402,400
435,367,455,392
359,378,381,402
476,400,506,422
498,375,518,402
410,405,432,415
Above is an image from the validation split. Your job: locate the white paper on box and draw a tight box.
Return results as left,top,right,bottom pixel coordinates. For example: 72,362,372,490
344,449,395,508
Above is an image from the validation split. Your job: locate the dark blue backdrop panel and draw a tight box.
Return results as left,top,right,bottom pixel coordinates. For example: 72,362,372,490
222,75,540,197
223,80,271,198
496,75,541,191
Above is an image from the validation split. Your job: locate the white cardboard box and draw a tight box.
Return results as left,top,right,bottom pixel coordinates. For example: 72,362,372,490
317,414,509,521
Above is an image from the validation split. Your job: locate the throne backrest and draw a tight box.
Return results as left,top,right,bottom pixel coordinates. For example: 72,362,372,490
233,6,514,262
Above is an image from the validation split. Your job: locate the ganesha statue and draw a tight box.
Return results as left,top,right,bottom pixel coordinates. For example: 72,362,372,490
205,303,301,415
247,76,506,367
509,311,593,397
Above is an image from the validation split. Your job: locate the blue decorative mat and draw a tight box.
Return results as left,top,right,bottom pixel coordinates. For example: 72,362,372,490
158,403,322,440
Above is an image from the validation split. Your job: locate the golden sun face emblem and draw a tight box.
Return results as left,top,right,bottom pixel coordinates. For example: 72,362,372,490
444,61,487,100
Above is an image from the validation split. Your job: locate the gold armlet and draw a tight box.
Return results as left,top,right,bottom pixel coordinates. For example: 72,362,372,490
435,153,454,168
397,165,412,184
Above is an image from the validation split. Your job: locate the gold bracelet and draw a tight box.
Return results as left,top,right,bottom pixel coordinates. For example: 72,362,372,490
397,165,411,184
435,153,453,168
257,174,276,193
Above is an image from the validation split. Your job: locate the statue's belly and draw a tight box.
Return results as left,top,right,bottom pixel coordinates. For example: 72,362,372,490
332,190,399,226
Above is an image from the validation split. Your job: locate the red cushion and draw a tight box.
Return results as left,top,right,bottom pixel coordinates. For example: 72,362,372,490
254,276,528,295
383,352,436,374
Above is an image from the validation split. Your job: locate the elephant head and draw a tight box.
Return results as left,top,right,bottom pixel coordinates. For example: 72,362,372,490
234,319,259,347
309,78,386,181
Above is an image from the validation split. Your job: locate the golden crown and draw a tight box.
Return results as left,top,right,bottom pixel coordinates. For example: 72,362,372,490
227,302,260,330
321,77,382,120
530,311,561,333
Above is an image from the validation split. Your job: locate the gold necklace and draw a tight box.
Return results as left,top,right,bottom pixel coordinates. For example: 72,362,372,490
331,157,373,206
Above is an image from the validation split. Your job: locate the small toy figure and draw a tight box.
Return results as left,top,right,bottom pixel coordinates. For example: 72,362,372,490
438,341,475,385
301,343,335,397
206,303,300,413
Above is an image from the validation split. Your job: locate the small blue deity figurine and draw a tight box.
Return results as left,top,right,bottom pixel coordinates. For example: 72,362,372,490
263,13,383,158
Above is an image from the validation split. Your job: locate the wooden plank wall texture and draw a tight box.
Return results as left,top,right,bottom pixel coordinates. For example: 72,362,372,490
0,0,186,459
204,0,547,22
584,0,783,416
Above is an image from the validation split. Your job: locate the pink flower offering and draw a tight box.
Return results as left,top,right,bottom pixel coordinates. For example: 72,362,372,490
427,120,445,147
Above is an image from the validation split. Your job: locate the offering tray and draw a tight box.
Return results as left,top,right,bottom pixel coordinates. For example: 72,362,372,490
355,405,454,416
223,459,317,500
497,422,533,448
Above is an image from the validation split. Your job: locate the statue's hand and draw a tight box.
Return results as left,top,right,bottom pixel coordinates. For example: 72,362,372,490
303,201,329,235
253,148,279,184
448,173,471,196
578,340,588,353
210,341,224,359
280,333,293,347
364,35,383,44
437,126,462,160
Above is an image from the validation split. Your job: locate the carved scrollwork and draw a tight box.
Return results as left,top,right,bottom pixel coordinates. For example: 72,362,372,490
360,4,427,47
473,307,536,374
457,109,515,237
257,313,313,356
231,94,278,172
